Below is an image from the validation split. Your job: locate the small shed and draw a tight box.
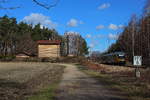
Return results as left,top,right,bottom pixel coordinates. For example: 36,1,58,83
37,40,61,58
16,53,30,58
16,52,32,58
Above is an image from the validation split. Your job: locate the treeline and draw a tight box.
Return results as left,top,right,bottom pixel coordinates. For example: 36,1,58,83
107,0,150,66
0,15,88,58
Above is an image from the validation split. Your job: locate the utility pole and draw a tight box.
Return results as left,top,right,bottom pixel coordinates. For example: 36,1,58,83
132,17,141,78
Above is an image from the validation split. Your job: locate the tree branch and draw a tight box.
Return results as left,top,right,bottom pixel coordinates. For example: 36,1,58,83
32,0,60,9
0,6,20,10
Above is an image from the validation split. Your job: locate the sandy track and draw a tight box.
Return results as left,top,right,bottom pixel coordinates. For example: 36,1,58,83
55,64,128,100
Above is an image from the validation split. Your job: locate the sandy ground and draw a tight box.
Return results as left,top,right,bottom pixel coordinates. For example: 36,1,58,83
55,64,128,100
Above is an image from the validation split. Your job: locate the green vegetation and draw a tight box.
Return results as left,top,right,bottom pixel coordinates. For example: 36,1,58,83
0,15,89,58
0,15,62,57
0,55,16,61
80,39,89,56
28,82,59,100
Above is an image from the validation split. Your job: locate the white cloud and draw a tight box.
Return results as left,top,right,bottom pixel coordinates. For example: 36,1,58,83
108,24,125,30
67,19,78,27
98,3,110,10
97,34,105,38
118,24,125,29
67,18,84,27
86,34,92,38
89,43,94,48
79,21,84,24
23,13,57,28
108,24,118,30
108,33,119,40
96,25,105,30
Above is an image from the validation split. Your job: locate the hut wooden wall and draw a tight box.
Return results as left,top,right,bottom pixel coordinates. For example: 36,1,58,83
38,45,60,58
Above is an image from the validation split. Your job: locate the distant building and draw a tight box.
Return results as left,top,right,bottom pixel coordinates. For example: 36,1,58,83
37,40,61,58
64,32,81,56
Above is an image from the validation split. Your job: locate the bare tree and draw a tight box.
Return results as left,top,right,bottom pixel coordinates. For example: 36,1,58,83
144,0,150,16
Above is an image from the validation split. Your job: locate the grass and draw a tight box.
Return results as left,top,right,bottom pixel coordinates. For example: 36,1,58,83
27,81,59,100
77,65,121,90
0,62,65,100
77,64,150,100
80,68,121,89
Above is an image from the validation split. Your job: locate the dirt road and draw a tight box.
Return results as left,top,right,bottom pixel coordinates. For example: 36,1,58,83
56,64,128,100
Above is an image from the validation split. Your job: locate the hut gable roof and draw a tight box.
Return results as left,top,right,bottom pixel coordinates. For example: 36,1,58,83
37,40,61,45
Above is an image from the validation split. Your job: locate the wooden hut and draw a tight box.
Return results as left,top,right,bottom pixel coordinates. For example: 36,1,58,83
37,40,61,58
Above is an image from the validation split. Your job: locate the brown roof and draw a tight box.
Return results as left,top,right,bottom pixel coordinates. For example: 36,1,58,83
37,40,61,45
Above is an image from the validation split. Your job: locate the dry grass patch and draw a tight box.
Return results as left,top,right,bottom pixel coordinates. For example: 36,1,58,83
79,61,150,100
0,62,65,100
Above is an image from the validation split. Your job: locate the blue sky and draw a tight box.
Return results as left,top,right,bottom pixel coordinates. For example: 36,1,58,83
0,0,147,52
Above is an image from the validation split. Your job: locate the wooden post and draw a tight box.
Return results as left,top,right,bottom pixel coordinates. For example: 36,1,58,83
135,67,141,78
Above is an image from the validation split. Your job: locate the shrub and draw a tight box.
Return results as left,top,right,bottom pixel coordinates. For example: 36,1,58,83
0,55,16,61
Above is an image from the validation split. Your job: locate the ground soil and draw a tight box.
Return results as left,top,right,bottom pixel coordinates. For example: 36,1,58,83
0,62,65,100
55,64,128,100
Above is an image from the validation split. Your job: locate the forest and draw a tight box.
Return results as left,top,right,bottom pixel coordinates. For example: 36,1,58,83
0,15,88,59
107,0,150,66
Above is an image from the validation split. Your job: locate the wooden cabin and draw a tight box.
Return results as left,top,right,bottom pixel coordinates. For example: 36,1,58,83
37,40,61,58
